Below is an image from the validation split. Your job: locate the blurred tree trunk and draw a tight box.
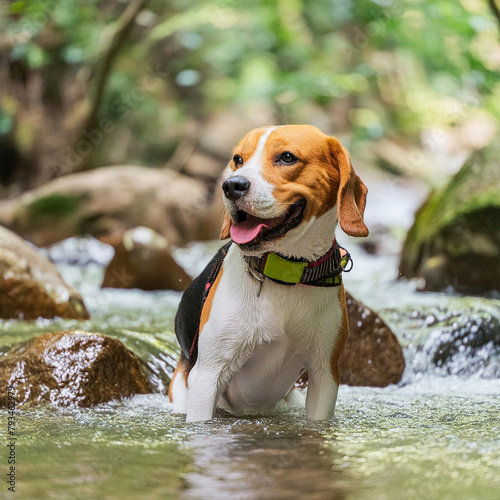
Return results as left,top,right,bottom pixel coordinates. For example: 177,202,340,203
75,0,149,172
0,0,149,193
488,0,500,35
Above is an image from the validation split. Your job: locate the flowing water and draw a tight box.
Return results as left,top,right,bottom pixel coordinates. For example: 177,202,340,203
1,179,500,500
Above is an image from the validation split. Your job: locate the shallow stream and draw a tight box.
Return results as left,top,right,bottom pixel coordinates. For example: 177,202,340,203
1,178,499,500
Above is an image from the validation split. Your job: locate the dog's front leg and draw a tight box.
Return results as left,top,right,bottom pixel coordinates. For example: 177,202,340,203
185,361,223,422
185,323,239,423
305,367,339,420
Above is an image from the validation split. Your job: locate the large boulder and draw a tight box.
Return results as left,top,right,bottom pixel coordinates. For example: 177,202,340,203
102,226,192,291
0,331,153,408
0,225,88,320
400,143,500,293
339,292,405,387
0,166,224,248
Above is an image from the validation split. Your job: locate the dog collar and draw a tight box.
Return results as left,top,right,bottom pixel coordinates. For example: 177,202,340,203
243,239,352,293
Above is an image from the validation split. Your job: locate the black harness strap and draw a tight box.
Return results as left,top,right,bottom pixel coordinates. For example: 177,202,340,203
174,242,232,364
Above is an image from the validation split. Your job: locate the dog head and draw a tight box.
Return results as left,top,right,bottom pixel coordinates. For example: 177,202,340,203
220,125,368,257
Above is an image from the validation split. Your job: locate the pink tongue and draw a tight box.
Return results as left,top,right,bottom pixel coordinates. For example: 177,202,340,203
230,221,269,244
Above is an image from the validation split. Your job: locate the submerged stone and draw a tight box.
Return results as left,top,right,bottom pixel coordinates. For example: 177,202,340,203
0,225,88,320
429,314,500,369
339,292,405,387
400,142,500,293
0,331,153,408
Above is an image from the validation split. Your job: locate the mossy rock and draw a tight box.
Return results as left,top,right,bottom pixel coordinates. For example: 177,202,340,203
0,166,222,247
28,192,81,218
400,142,500,293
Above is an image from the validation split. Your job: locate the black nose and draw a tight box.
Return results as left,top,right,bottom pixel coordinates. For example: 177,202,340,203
222,176,251,201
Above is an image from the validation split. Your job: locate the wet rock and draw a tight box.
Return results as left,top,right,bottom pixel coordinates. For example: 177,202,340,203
102,226,192,291
400,142,500,293
394,302,500,379
429,315,500,369
0,331,153,408
0,166,223,247
0,225,88,320
339,292,405,387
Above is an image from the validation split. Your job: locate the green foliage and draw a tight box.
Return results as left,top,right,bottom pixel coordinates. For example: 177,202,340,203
0,112,14,135
2,0,499,167
146,0,500,140
4,0,102,66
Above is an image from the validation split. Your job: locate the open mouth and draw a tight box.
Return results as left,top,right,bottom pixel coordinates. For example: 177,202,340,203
229,199,306,248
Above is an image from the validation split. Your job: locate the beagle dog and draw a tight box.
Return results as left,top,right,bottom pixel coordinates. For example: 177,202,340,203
169,124,368,422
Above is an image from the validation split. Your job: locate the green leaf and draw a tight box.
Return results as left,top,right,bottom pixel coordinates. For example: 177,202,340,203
8,1,27,15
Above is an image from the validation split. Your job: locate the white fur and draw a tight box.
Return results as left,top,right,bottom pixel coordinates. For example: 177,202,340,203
170,369,188,413
270,209,339,261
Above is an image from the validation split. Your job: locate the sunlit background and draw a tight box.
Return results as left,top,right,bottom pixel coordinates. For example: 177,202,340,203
1,1,500,499
1,0,499,188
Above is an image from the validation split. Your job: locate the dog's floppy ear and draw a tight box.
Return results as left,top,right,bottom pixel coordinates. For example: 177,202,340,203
220,212,231,240
329,137,369,237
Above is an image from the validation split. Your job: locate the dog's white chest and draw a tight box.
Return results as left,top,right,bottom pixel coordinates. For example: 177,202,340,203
205,247,343,414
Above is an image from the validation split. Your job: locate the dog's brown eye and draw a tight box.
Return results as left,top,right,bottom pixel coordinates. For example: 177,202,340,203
277,152,299,165
233,155,243,167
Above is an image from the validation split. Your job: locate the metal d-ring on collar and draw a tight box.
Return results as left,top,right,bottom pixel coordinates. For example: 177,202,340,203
245,264,265,297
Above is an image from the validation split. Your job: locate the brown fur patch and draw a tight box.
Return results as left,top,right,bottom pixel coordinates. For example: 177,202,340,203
330,284,350,386
329,139,368,237
220,212,232,240
168,357,188,402
199,263,223,333
259,126,340,222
